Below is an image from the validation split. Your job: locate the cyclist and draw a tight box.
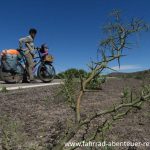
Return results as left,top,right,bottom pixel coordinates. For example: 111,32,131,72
19,28,37,82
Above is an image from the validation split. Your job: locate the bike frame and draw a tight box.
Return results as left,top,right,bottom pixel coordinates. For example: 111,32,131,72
18,48,50,76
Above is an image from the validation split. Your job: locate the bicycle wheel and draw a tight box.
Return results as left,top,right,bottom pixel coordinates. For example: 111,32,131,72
37,63,56,83
1,63,24,83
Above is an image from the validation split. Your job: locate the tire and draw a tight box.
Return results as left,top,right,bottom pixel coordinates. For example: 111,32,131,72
0,66,3,81
1,63,24,84
37,63,56,83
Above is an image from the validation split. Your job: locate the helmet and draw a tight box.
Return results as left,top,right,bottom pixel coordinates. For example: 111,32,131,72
29,28,37,34
40,44,49,53
41,44,48,49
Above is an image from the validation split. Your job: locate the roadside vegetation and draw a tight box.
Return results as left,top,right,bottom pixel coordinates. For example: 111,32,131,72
52,10,150,150
0,85,8,93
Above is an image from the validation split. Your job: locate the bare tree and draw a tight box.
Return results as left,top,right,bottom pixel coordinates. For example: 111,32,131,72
53,10,149,150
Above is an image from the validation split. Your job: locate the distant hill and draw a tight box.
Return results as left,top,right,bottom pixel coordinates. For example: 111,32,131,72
108,72,125,77
108,69,150,79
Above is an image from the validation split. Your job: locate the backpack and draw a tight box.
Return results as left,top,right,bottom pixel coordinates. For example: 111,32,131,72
1,49,20,72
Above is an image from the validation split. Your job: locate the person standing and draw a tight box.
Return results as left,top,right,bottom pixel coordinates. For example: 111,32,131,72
19,28,37,82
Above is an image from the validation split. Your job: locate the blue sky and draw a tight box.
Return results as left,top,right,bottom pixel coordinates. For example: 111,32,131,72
0,0,149,73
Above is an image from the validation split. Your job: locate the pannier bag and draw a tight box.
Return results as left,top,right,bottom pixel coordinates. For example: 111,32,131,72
39,49,54,62
44,55,54,62
1,49,20,71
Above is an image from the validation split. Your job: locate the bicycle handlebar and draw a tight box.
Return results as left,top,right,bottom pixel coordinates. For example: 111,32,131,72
35,47,41,51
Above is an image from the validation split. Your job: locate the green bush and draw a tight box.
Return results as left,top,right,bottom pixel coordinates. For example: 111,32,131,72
134,75,143,80
57,68,87,79
86,74,106,90
0,86,8,93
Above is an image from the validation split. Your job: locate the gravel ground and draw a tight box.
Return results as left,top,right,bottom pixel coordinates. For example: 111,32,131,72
0,78,150,150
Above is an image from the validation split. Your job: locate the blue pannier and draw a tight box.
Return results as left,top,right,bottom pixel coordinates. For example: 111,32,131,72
1,54,18,72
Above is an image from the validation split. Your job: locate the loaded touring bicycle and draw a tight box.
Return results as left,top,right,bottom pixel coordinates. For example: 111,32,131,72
0,46,55,83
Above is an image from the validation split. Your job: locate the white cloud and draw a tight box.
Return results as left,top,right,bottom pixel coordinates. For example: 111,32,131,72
111,65,142,71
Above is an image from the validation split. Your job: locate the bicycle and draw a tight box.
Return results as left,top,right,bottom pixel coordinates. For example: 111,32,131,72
0,47,56,83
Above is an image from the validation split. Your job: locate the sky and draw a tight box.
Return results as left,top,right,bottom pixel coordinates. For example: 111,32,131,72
0,0,150,73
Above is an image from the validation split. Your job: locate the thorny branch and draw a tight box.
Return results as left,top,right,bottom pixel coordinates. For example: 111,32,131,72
53,10,149,150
